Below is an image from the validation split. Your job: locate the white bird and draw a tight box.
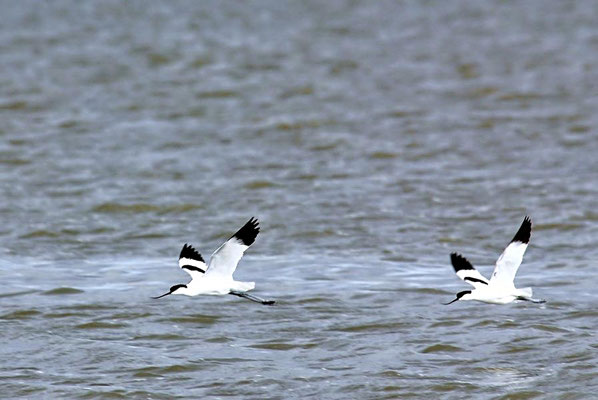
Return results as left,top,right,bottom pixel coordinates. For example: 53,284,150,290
153,217,275,305
445,216,545,305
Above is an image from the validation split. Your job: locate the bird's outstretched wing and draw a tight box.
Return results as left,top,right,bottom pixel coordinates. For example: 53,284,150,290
205,217,260,279
489,216,532,288
179,243,208,278
450,252,489,289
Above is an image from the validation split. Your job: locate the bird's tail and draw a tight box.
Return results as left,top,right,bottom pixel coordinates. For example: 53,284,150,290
232,281,255,292
515,287,546,303
515,287,533,298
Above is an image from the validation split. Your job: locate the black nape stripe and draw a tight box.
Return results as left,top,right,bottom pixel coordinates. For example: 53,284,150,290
232,217,260,246
511,216,532,244
182,265,205,274
464,277,488,285
450,253,475,272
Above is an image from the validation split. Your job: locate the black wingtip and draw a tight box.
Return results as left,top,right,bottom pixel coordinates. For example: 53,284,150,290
450,252,475,273
232,217,260,246
511,216,532,244
179,243,205,263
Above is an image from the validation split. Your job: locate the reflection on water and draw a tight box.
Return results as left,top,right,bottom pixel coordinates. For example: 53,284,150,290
2,0,598,398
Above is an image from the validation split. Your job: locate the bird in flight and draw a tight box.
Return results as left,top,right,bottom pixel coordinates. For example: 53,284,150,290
445,216,545,305
153,217,275,305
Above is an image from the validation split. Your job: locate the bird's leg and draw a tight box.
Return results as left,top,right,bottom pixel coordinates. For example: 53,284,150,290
516,296,546,304
229,290,275,305
528,298,546,304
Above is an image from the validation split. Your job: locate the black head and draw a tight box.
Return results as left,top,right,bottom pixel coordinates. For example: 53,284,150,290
152,284,187,299
443,290,472,305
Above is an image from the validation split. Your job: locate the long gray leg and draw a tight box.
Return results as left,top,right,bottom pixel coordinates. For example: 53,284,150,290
229,291,275,305
516,296,546,304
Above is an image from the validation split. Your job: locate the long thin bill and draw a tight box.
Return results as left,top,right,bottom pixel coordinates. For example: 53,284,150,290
442,297,459,305
151,292,171,299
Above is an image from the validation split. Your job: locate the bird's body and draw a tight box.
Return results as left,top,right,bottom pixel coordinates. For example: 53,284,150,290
174,278,255,297
153,218,274,305
445,216,545,305
456,286,534,305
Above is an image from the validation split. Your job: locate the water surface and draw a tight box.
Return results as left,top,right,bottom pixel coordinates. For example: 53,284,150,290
1,1,597,398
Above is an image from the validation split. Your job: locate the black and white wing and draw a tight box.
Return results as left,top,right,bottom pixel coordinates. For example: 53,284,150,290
179,243,208,278
205,217,260,279
450,252,489,289
489,216,532,288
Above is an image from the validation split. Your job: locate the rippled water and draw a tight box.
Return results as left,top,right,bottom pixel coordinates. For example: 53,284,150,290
1,1,598,398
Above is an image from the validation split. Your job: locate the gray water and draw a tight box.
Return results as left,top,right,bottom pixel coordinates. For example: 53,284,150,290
1,1,598,398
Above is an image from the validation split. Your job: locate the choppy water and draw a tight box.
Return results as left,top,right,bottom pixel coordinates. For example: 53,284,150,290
2,1,598,398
